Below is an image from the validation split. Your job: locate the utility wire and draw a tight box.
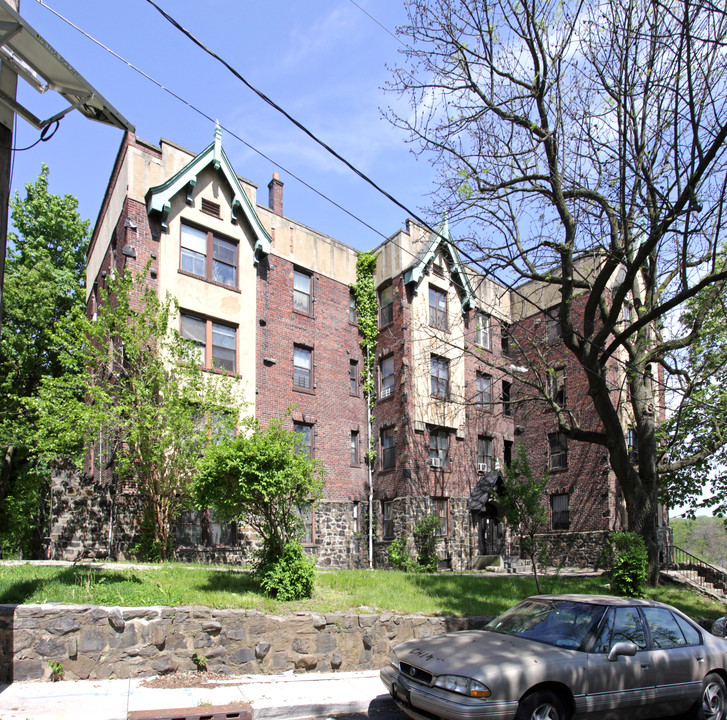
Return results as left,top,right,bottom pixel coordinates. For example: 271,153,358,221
33,0,713,416
33,0,386,240
143,0,704,410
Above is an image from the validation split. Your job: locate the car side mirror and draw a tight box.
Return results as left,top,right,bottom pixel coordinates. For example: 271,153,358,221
712,617,726,638
607,641,639,661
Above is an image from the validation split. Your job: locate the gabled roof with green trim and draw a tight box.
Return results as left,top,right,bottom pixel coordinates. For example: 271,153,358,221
403,214,476,311
146,124,272,264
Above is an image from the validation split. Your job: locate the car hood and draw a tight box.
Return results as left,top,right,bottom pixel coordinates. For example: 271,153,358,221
394,630,579,681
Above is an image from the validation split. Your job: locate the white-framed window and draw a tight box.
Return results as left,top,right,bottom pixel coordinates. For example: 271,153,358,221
294,269,312,314
350,430,360,466
430,355,449,398
380,355,395,399
350,360,359,395
547,368,566,405
294,345,312,389
475,312,491,349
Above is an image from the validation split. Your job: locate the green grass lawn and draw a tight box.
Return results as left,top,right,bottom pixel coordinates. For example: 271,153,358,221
0,563,724,621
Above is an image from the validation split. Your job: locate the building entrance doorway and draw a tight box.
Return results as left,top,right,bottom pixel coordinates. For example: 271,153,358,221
478,503,505,556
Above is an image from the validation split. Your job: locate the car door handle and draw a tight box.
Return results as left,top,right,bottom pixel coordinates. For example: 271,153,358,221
641,663,650,670
696,657,705,663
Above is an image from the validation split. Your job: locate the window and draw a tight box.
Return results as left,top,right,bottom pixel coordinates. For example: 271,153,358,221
379,285,393,327
476,372,492,409
430,355,449,398
434,498,449,536
545,306,561,342
294,269,312,314
383,500,394,539
478,436,494,472
549,432,568,469
180,223,237,288
547,368,566,405
627,428,638,464
429,429,449,468
502,381,512,417
180,313,236,372
380,355,394,399
642,607,690,649
504,440,513,468
429,286,448,330
350,360,359,395
293,422,313,456
593,607,646,653
353,501,361,534
551,493,570,530
475,312,491,349
350,430,360,466
294,345,312,389
501,322,511,355
349,291,357,324
295,503,315,544
381,427,395,469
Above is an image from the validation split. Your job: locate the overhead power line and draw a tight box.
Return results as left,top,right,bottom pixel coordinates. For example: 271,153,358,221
33,0,709,416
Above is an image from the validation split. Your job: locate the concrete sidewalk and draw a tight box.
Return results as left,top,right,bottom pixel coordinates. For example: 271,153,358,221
0,670,397,720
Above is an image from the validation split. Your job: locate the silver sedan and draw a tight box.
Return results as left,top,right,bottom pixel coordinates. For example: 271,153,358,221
380,594,727,720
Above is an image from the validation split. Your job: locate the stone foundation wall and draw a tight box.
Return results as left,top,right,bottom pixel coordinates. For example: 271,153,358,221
373,496,476,571
536,530,611,568
0,604,490,683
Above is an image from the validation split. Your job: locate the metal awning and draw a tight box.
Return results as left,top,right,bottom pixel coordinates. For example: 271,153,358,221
0,0,133,131
467,469,501,511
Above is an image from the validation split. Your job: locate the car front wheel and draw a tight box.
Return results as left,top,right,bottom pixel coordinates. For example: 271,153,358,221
695,673,727,720
515,690,568,720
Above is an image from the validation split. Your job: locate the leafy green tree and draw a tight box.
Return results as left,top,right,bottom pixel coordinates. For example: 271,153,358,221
0,166,90,557
193,415,325,595
660,275,727,519
413,513,442,572
32,268,238,560
499,444,549,594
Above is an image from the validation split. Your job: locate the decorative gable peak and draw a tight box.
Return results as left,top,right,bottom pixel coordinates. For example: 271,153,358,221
146,124,272,265
403,213,476,311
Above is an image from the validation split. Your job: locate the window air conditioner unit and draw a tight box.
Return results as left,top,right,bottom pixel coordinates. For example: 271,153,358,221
478,463,488,473
430,457,443,468
381,386,393,398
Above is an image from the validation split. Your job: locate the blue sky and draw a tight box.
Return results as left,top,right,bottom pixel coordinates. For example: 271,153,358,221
9,0,436,250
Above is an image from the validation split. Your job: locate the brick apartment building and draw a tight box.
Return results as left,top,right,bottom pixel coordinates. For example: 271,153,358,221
58,127,660,569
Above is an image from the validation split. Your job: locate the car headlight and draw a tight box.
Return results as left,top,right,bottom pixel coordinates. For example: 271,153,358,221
389,649,399,666
433,674,491,698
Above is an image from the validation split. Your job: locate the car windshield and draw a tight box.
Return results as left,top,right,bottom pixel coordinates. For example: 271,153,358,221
485,599,605,650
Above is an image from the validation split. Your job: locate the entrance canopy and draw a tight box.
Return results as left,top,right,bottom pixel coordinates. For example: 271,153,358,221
468,469,501,511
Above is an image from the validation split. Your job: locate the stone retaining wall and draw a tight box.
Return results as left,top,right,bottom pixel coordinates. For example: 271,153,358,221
0,604,490,684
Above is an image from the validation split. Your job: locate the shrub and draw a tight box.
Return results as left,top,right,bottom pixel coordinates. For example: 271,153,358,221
607,531,648,597
387,536,415,571
413,514,442,573
258,541,315,600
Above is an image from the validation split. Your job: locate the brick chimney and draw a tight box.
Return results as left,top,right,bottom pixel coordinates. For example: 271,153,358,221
268,172,283,216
